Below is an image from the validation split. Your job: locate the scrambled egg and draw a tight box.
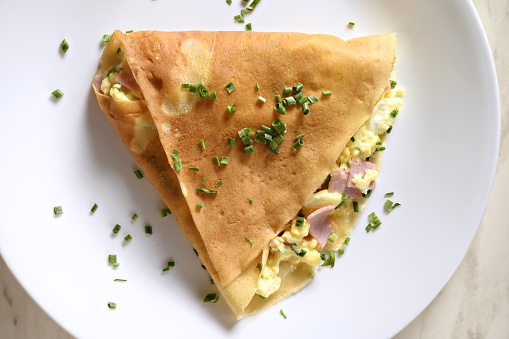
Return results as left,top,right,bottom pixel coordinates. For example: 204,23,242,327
101,72,139,101
257,85,404,299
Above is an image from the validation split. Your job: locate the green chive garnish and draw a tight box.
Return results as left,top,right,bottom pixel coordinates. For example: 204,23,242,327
91,203,98,213
246,23,252,31
293,83,303,92
51,89,64,99
246,0,260,11
368,212,382,228
353,201,359,212
53,206,63,215
387,126,393,134
199,138,205,149
228,138,235,146
182,83,190,88
296,216,305,227
112,224,121,234
199,86,208,100
255,83,259,90
124,234,132,242
321,252,335,267
201,264,207,270
221,156,229,164
274,134,285,144
209,91,217,100
202,177,207,184
125,30,133,33
363,190,373,198
275,95,282,104
108,302,117,309
389,108,399,119
296,134,304,140
338,248,345,255
197,188,218,194
203,293,219,304
60,39,69,53
350,137,356,143
160,208,167,217
227,104,238,114
171,149,179,160
244,145,254,154
174,160,182,172
272,118,287,133
283,97,296,106
215,180,223,187
345,237,351,246
385,192,394,197
334,194,347,209
134,169,144,179
307,96,318,103
245,236,253,245
226,0,232,4
390,80,397,89
293,140,304,149
225,82,236,93
108,254,117,263
114,279,127,282
210,278,215,285
268,139,277,151
302,102,310,115
256,263,262,272
189,167,200,172
193,248,199,257
375,147,386,152
283,87,292,94
322,91,332,96
259,295,266,299
234,15,245,23
328,232,338,243
213,156,220,166
189,85,198,94
131,213,138,221
376,140,383,145
102,34,111,43
145,226,153,235
274,103,286,115
242,135,252,144
247,198,253,204
106,65,116,77
348,21,356,26
278,309,288,319
258,96,266,103
365,224,372,233
197,203,204,209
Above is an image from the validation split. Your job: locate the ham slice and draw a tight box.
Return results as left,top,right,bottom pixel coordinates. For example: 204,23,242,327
93,75,105,94
115,63,142,96
328,159,377,198
307,205,336,247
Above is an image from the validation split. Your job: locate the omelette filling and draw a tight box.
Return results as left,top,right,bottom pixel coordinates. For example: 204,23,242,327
96,48,143,101
256,83,404,299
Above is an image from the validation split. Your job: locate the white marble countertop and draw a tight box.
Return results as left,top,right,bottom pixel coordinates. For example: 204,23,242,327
1,0,507,337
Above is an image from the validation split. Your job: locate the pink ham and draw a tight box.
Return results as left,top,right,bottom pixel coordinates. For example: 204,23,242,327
115,62,142,96
328,159,377,198
384,81,391,91
93,75,105,94
307,205,336,247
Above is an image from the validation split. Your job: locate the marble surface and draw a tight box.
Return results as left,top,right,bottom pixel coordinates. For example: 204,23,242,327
1,0,507,337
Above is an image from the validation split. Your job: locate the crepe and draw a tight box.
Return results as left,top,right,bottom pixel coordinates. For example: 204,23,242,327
93,30,398,318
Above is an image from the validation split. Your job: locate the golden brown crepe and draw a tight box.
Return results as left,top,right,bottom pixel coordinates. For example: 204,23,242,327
93,30,396,318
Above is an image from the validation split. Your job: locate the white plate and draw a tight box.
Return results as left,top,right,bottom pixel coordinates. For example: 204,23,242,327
0,0,499,338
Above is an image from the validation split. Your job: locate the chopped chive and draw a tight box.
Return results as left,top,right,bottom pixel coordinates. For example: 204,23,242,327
112,263,119,268
280,310,287,319
108,302,117,309
125,30,133,33
116,48,121,54
375,147,386,152
53,206,63,215
256,263,262,272
345,237,351,246
346,160,350,169
228,138,235,146
307,96,318,103
189,85,198,94
259,295,266,299
106,65,116,77
51,89,64,99
321,252,336,267
210,278,215,285
134,169,144,179
213,156,220,166
118,67,125,72
245,236,253,245
389,108,399,119
272,118,287,133
193,248,199,257
114,279,126,282
328,232,339,243
189,167,200,172
91,203,98,213
365,224,372,233
203,293,219,304
390,80,397,89
131,213,138,221
247,198,253,204
334,193,347,209
390,202,401,211
246,0,260,11
60,39,69,53
112,224,121,234
298,95,308,104
234,15,245,23
296,134,304,140
197,188,218,194
324,174,332,187
322,91,332,96
296,216,305,227
246,23,252,31
376,140,383,145
274,134,285,144
387,125,393,134
255,83,260,91
174,160,182,172
302,102,310,115
197,203,204,209
293,83,303,92
182,83,190,88
200,138,205,149
385,192,394,197
293,140,304,149
348,21,356,26
167,261,175,268
221,156,229,164
242,136,252,145
210,91,217,100
353,201,359,212
162,267,170,272
160,208,167,217
368,212,382,228
215,180,223,187
366,156,372,161
225,82,236,93
268,139,277,151
276,95,282,104
199,86,208,100
272,149,280,154
274,103,286,115
108,254,117,263
244,145,254,154
201,265,207,270
363,190,373,198
293,91,304,102
124,234,132,242
226,104,237,114
171,149,179,160
257,96,266,103
264,133,273,141
350,137,356,143
102,34,111,43
226,0,232,4
320,253,327,261
238,128,254,138
283,87,292,94
338,248,345,255
145,226,153,235
202,177,207,184
283,97,296,106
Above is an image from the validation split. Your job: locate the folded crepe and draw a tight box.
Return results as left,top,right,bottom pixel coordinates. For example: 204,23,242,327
92,30,402,319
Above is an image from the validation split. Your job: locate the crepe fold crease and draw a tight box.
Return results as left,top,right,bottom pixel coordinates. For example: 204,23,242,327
93,30,396,319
